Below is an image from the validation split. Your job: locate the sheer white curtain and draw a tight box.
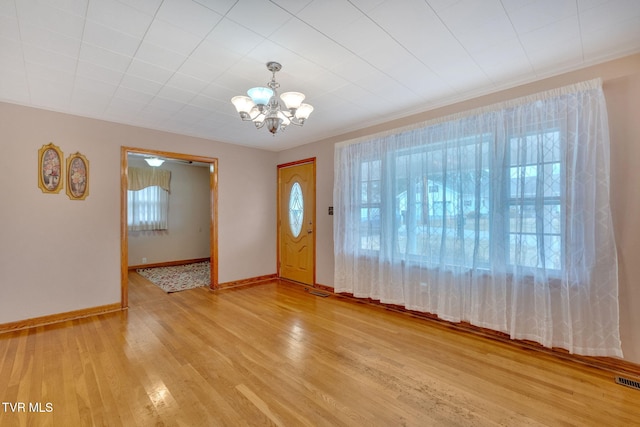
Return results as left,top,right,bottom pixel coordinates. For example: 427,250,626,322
128,167,171,231
334,79,622,357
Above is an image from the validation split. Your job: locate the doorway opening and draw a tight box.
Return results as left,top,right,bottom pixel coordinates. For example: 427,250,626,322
120,146,218,308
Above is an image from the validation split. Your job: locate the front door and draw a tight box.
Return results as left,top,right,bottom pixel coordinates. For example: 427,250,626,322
278,159,315,285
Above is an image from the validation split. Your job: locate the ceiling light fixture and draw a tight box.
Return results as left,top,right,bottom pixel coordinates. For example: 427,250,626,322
231,61,314,135
145,157,165,167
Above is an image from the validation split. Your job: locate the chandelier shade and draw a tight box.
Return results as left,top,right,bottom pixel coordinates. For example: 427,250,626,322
231,61,313,135
231,96,255,117
145,157,165,167
247,87,273,106
295,103,314,121
280,91,305,109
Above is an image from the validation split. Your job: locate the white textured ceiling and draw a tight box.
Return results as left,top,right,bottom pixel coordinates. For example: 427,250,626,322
1,0,639,151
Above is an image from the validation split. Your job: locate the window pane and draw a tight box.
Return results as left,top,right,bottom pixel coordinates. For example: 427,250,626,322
542,131,561,162
509,234,539,268
509,205,537,234
543,204,561,234
543,163,561,197
508,129,562,271
289,182,303,238
509,233,562,270
359,159,382,250
128,186,169,231
360,207,380,250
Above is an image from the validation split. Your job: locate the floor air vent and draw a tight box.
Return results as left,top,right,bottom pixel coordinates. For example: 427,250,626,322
615,376,640,391
305,288,330,298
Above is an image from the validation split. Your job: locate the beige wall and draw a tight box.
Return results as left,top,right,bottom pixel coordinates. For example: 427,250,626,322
607,70,640,366
278,53,640,364
127,157,211,266
0,103,277,325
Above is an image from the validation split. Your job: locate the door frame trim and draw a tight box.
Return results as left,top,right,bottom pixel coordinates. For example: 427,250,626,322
120,146,219,308
277,157,316,286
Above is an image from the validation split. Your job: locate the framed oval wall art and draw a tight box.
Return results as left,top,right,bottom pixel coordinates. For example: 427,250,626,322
66,152,89,200
38,143,64,194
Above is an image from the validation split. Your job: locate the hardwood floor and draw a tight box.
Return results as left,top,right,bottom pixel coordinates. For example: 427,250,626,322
1,273,638,426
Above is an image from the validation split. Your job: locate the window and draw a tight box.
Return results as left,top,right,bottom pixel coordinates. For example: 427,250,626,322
334,79,621,357
389,136,492,269
289,182,304,237
127,186,169,231
127,167,171,231
356,131,563,273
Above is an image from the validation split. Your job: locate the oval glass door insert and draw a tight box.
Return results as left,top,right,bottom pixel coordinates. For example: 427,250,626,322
289,182,303,237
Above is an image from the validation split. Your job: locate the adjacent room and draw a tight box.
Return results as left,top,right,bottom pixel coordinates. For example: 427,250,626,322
1,1,640,425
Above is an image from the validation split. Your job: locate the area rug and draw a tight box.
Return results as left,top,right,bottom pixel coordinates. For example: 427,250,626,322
137,261,210,293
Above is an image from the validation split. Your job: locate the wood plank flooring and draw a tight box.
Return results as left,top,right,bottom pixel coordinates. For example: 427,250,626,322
1,273,639,426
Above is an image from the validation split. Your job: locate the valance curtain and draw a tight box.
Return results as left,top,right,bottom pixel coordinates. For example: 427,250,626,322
334,79,622,357
128,167,171,231
128,167,171,192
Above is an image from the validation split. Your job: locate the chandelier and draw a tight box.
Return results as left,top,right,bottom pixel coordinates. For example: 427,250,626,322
231,61,314,135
